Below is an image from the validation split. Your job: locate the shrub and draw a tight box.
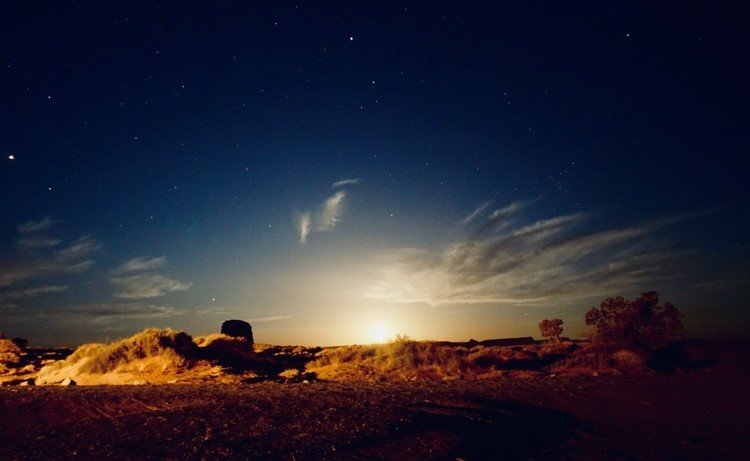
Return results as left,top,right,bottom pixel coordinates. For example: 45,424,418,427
585,291,684,349
539,318,564,342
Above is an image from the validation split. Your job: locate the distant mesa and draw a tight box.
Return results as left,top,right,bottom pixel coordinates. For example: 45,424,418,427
221,320,254,344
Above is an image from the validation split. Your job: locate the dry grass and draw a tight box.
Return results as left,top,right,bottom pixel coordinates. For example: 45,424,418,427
24,327,674,385
36,328,198,385
0,338,23,366
305,337,578,382
549,343,649,376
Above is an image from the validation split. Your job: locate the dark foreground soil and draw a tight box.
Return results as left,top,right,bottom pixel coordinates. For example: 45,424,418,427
2,372,749,460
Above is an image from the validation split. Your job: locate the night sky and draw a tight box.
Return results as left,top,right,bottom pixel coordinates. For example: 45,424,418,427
1,2,748,346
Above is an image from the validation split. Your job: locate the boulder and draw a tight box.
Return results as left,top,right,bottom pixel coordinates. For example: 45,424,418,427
221,320,254,343
60,377,76,386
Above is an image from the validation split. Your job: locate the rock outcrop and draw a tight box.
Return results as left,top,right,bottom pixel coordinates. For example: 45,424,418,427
221,320,254,344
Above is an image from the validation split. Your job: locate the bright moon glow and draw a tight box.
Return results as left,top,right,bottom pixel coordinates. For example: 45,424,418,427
367,323,393,344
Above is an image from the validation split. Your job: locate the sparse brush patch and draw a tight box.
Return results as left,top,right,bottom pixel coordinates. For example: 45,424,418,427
549,343,649,376
611,349,648,372
278,368,300,379
305,339,576,381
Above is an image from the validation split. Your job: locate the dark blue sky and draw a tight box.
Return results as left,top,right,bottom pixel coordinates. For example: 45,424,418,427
1,2,748,346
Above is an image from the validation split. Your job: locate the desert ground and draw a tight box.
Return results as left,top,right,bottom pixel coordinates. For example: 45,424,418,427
1,371,748,459
2,329,749,459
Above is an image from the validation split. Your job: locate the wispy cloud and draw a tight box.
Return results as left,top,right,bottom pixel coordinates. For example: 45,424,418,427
1,302,181,323
317,191,346,232
249,314,293,323
0,285,68,301
0,230,100,288
295,211,313,244
109,256,191,299
332,178,360,189
17,216,57,234
114,256,167,274
111,274,192,299
294,190,348,244
470,198,538,238
365,200,689,306
16,236,62,250
194,305,293,323
461,201,492,225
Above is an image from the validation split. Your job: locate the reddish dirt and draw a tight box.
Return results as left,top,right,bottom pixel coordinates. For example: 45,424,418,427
2,371,749,460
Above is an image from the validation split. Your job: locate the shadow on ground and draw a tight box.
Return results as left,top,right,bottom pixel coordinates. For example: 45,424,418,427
341,397,577,460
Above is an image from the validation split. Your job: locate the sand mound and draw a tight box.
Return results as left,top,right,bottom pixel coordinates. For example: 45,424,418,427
36,328,197,385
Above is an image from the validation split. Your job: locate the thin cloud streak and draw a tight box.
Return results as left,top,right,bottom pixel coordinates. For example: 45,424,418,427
0,285,68,301
16,236,62,250
332,178,360,189
17,216,57,234
470,198,537,239
111,274,193,299
0,302,181,323
461,201,491,225
249,315,293,323
114,256,167,274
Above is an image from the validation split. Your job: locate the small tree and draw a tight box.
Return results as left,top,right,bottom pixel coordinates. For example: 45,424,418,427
539,318,564,342
585,291,684,349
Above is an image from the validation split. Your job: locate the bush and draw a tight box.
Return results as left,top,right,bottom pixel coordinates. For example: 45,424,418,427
539,319,563,342
585,291,684,349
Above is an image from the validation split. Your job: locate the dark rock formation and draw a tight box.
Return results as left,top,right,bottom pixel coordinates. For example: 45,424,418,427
221,320,254,343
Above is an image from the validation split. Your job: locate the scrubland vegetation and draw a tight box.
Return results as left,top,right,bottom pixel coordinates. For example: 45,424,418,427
1,291,707,385
306,336,577,381
36,328,200,385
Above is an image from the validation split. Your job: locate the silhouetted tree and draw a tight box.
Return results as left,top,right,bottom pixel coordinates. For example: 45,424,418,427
585,291,684,349
539,318,564,342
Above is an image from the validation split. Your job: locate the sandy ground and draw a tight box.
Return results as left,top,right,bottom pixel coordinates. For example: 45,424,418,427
2,371,749,460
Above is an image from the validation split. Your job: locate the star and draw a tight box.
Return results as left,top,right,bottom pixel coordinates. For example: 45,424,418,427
7,154,14,160
349,36,354,41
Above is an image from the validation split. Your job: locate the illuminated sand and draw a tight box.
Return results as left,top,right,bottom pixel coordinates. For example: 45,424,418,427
2,331,749,458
